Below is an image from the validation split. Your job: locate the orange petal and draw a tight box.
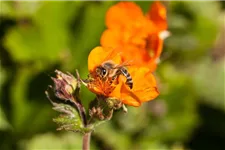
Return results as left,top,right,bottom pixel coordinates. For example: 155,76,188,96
87,82,104,96
116,46,157,70
146,60,157,72
122,47,150,65
88,46,122,72
106,75,141,107
147,33,163,60
100,29,121,48
130,67,158,91
106,2,144,29
108,77,123,99
120,83,142,107
146,1,167,31
120,67,159,106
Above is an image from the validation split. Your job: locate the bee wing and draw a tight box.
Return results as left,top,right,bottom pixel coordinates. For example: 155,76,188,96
113,60,134,69
103,47,123,62
100,47,135,68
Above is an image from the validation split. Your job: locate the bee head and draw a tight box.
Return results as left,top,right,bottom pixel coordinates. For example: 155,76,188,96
96,66,108,78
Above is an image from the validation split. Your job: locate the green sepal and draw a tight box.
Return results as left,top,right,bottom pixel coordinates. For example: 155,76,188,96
52,103,92,134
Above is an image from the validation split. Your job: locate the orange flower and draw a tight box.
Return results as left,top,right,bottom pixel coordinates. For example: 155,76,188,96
146,1,167,32
87,46,159,107
100,1,168,71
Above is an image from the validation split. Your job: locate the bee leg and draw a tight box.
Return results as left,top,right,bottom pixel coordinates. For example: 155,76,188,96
75,69,89,86
80,79,89,86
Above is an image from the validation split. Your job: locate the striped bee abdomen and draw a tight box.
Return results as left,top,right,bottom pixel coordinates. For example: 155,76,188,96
120,67,133,89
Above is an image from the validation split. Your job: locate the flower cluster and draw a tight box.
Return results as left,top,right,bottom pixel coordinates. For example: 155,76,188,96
86,1,168,107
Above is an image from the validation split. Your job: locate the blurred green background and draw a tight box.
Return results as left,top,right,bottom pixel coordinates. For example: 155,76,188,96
0,1,224,150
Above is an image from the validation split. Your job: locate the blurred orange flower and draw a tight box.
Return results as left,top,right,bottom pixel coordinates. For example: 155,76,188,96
87,46,159,107
100,1,168,71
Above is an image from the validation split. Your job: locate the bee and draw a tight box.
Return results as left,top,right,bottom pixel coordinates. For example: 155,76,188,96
95,61,133,89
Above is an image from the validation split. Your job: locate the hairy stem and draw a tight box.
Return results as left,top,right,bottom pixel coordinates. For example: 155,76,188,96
75,101,87,126
74,69,88,126
83,132,91,150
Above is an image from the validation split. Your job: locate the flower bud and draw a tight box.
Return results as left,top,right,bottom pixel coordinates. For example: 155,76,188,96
106,97,123,110
51,70,78,101
88,96,116,121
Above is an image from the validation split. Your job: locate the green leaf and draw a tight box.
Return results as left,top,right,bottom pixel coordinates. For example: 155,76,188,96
95,122,131,150
165,1,220,62
0,2,13,17
52,102,92,133
0,64,9,134
9,65,54,134
192,58,225,111
23,132,98,150
4,26,52,62
113,105,150,133
134,139,169,150
0,107,11,130
0,64,6,95
0,1,40,18
154,64,198,141
23,132,82,150
4,1,84,64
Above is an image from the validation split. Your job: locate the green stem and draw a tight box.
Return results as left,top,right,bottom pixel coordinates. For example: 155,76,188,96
82,132,91,150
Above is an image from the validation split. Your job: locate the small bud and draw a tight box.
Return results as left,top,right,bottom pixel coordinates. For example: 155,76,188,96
89,107,105,120
88,96,124,122
52,70,78,101
106,97,123,110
